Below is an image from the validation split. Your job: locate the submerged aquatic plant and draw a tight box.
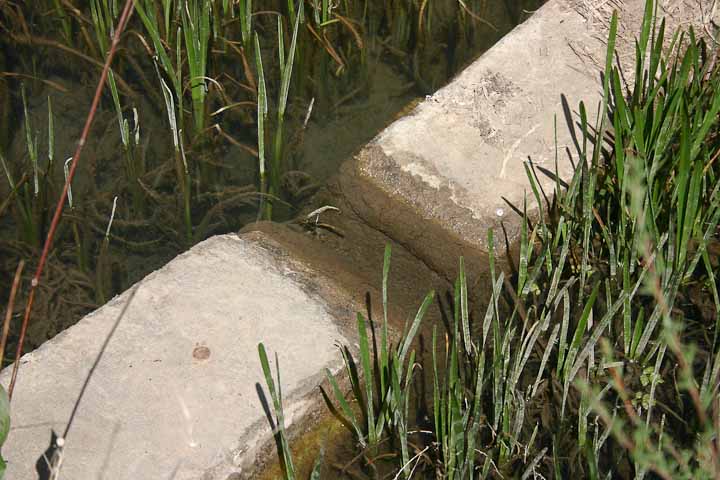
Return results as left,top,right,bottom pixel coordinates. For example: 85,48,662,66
254,1,304,219
182,0,212,135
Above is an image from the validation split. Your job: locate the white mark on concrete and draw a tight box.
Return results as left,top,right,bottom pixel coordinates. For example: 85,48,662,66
402,162,442,189
175,389,197,448
499,123,540,178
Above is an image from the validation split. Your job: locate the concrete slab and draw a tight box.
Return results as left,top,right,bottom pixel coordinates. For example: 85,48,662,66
0,232,362,480
337,0,680,280
242,211,450,331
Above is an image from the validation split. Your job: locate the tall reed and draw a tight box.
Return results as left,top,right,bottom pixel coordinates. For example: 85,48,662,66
254,0,304,219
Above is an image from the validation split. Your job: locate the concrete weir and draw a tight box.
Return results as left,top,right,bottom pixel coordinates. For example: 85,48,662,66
1,0,692,478
339,0,658,280
1,233,363,479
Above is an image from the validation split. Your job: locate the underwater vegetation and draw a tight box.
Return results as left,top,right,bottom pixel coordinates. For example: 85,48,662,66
0,0,536,353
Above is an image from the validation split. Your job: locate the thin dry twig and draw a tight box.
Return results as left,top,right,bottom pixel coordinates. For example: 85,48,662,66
1,260,25,365
8,0,136,400
4,33,136,97
0,73,69,93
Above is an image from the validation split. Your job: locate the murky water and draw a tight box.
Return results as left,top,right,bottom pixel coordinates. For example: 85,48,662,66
0,0,541,352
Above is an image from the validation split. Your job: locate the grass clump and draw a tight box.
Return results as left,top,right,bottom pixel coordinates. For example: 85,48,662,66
262,0,720,477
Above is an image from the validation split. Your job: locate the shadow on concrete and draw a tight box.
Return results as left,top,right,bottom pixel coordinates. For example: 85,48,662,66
500,90,593,226
256,381,295,475
35,286,139,480
35,430,60,480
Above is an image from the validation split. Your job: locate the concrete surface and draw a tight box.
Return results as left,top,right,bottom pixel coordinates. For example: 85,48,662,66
4,1,712,478
338,0,653,280
241,213,449,330
1,232,361,480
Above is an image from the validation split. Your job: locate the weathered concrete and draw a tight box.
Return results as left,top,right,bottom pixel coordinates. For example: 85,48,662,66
337,0,699,281
1,232,367,479
4,1,712,478
242,203,450,330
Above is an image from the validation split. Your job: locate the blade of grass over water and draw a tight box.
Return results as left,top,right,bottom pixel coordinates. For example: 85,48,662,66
381,244,391,401
255,31,268,220
398,291,434,366
357,312,377,447
182,0,212,135
459,257,471,356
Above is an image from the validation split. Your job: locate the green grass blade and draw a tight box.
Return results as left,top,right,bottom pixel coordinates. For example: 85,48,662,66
459,257,472,356
278,0,303,118
381,244,391,396
399,291,434,365
562,282,600,378
567,292,627,387
482,273,504,350
324,367,365,446
556,289,571,374
518,198,529,293
254,32,268,216
356,313,376,445
532,323,560,397
257,343,294,480
310,447,324,480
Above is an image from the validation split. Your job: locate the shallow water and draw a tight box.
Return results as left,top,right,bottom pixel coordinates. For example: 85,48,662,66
0,0,541,352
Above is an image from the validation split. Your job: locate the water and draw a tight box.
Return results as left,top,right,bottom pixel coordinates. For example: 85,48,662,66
0,0,541,352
